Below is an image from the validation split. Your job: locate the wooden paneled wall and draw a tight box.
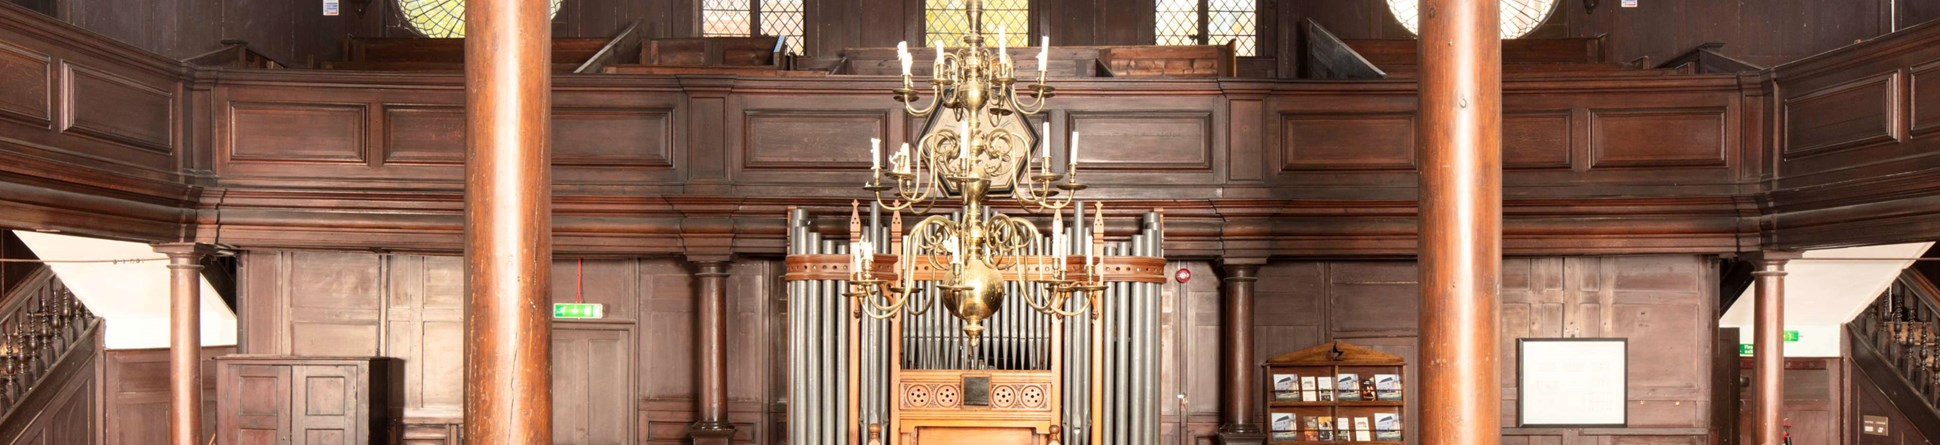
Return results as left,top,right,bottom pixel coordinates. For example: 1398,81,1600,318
230,253,1722,445
100,346,233,445
1250,256,1720,445
234,251,782,444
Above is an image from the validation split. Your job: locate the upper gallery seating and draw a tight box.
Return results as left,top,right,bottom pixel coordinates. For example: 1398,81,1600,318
322,37,610,72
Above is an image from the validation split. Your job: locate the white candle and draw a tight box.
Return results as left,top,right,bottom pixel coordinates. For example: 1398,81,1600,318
898,42,912,76
935,41,945,66
1069,131,1081,163
870,138,881,170
1038,36,1049,69
897,143,911,173
1041,122,1051,158
998,26,1007,53
1052,213,1064,259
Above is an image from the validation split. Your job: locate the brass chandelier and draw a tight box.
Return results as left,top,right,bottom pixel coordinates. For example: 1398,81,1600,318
846,0,1109,346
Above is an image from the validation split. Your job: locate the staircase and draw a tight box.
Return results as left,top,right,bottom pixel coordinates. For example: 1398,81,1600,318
0,266,102,444
1846,270,1940,444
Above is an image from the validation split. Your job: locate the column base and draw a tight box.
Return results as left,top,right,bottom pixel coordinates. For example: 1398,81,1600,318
1216,425,1267,445
689,422,736,445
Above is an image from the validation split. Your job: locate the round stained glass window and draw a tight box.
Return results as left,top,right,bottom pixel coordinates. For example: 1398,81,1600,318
398,0,565,38
1385,0,1558,39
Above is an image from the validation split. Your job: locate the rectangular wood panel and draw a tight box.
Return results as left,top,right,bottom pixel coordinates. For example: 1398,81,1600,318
0,42,51,126
743,111,884,170
1590,109,1728,168
384,106,465,164
554,107,674,167
61,63,172,153
1783,73,1900,157
292,365,360,445
229,102,368,163
553,326,634,444
1067,112,1213,171
1503,112,1571,169
1913,62,1940,136
1281,113,1415,171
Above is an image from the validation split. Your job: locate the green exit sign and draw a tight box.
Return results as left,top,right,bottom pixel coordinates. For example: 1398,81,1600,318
553,303,605,319
1740,344,1753,355
1784,330,1800,342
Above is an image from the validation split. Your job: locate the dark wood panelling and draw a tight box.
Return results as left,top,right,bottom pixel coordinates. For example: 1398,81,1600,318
1912,61,1940,137
61,63,172,154
743,111,885,170
1280,113,1415,171
1503,111,1571,170
382,106,465,164
554,108,675,167
1782,73,1899,158
104,346,233,445
0,42,49,126
1590,109,1727,168
229,102,368,163
1068,112,1212,171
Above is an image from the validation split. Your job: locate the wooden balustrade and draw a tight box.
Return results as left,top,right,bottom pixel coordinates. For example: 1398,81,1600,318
0,267,98,419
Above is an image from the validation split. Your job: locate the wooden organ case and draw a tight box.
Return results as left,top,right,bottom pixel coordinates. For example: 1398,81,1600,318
784,208,1168,445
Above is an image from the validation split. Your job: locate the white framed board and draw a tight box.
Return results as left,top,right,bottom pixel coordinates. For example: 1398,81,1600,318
1516,338,1627,427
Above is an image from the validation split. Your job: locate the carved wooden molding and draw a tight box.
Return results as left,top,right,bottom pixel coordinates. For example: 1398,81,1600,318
784,254,1167,283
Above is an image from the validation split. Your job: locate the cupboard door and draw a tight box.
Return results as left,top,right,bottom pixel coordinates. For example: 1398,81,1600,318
291,365,363,444
227,364,292,445
553,327,633,444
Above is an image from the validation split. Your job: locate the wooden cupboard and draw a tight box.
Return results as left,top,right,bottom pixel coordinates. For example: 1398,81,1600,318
215,356,400,445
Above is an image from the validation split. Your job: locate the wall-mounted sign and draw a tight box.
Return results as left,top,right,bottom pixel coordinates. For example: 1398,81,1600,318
1174,268,1191,283
323,0,340,16
1862,415,1889,436
1620,0,1638,7
1518,338,1628,427
553,303,605,319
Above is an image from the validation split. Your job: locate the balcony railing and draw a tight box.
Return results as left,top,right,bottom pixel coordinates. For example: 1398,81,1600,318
1852,270,1940,405
0,267,97,417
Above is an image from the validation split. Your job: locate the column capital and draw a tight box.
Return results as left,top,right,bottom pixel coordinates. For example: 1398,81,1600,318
151,242,214,259
1751,250,1802,268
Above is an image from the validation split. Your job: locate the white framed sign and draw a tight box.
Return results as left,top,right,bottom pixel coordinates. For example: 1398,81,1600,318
1517,338,1627,427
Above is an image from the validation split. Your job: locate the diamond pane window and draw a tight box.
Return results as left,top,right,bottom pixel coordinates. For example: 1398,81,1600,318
702,0,806,55
1155,0,1199,47
1386,0,1558,39
926,0,1030,49
1153,0,1256,57
398,0,564,38
1207,0,1256,56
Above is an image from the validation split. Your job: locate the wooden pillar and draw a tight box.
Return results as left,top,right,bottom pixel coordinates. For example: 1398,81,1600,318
155,243,211,445
691,259,736,444
1752,251,1798,445
1416,0,1501,444
1217,259,1266,445
462,0,552,441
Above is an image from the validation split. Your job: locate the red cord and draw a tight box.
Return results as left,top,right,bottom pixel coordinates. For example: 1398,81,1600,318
575,257,584,304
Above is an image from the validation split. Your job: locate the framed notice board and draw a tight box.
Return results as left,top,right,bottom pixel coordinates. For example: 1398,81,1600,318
1516,338,1627,427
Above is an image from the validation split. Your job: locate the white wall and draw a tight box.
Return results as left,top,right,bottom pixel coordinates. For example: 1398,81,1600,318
11,231,237,350
1720,242,1931,357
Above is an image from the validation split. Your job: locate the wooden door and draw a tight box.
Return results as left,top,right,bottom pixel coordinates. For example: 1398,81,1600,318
291,365,363,444
224,364,291,445
552,326,634,444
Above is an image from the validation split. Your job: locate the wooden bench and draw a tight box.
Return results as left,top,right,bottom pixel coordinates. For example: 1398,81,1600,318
601,36,800,75
1097,43,1235,78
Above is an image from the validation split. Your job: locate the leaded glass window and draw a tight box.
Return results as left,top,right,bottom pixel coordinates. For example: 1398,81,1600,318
702,0,807,55
1385,0,1558,39
397,0,564,39
1154,0,1257,56
926,0,1030,49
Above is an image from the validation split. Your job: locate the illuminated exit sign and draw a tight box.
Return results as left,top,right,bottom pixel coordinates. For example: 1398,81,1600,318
553,303,605,319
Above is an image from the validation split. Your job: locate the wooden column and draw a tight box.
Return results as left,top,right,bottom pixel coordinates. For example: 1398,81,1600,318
1416,0,1501,444
155,243,211,445
691,259,736,444
462,0,552,441
1752,251,1798,445
1216,259,1266,445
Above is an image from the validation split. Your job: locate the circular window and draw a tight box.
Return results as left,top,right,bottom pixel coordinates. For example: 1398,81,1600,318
398,0,565,38
1385,0,1558,39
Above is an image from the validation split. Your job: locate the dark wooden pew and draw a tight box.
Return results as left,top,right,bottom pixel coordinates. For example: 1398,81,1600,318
324,37,609,72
